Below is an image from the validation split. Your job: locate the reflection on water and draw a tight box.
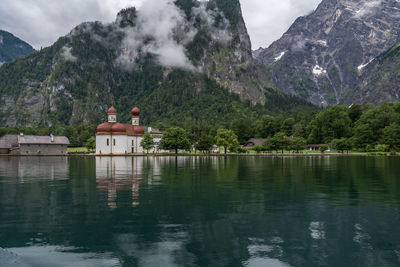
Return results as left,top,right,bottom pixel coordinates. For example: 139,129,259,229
0,156,399,266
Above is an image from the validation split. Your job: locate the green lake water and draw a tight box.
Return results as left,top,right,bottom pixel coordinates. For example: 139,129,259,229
0,156,399,267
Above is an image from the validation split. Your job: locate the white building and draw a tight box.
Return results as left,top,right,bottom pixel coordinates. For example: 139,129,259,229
96,106,163,154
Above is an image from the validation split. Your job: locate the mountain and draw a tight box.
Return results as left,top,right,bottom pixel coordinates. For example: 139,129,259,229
254,0,400,106
0,0,314,127
0,30,34,65
344,42,400,105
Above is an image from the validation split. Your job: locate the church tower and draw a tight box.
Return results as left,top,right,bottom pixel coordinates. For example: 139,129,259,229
131,107,140,125
108,106,117,123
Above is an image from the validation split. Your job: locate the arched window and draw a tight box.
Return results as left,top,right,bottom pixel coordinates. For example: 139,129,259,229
107,139,109,146
113,139,116,146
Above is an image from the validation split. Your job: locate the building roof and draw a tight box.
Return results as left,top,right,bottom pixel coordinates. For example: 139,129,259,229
0,135,18,149
142,126,163,135
244,138,265,147
18,135,70,145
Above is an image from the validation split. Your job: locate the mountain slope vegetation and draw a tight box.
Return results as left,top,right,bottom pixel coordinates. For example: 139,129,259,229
0,0,315,127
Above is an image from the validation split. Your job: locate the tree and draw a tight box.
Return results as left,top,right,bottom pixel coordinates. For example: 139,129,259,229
195,134,214,153
289,137,306,153
159,127,191,154
85,136,96,152
252,145,265,153
281,117,295,136
255,115,279,138
381,123,400,151
230,118,255,144
319,144,329,153
140,132,155,153
307,105,352,144
274,132,290,153
263,132,290,153
215,128,239,154
332,138,352,153
352,123,375,150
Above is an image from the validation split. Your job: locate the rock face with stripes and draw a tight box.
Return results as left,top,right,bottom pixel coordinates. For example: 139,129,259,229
254,0,400,106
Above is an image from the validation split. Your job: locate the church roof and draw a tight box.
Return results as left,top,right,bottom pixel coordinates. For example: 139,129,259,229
96,123,144,136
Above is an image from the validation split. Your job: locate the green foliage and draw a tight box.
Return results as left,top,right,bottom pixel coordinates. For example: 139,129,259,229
140,132,155,153
159,127,191,154
308,105,352,144
252,145,265,153
381,123,400,151
85,136,96,152
375,144,390,152
195,134,214,152
289,137,307,153
264,132,290,153
332,138,352,153
319,144,329,153
230,118,255,144
215,128,239,154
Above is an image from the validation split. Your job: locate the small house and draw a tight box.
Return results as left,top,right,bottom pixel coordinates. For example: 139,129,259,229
0,134,70,155
243,138,266,150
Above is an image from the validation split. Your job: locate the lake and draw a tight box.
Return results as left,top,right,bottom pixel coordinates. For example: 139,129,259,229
0,156,399,267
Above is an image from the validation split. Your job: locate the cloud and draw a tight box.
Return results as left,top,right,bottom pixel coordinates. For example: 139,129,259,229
114,0,231,71
114,0,197,71
0,0,323,50
60,46,77,62
0,0,138,49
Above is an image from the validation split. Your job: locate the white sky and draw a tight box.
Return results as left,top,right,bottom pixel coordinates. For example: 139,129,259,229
0,0,321,50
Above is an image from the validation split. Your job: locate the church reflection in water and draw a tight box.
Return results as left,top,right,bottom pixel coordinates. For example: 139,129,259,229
95,156,162,209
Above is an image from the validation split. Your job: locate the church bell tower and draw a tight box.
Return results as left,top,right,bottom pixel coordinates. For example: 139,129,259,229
108,106,117,123
131,107,140,126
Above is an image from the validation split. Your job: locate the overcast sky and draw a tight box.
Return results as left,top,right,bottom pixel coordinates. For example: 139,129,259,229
0,0,321,50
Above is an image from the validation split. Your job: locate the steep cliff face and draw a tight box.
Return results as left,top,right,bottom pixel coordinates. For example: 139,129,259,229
344,42,400,105
0,30,34,65
254,0,400,106
0,0,310,127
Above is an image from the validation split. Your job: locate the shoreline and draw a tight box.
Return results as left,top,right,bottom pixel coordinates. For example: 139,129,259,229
0,152,397,157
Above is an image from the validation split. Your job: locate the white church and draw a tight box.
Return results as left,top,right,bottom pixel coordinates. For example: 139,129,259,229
96,106,163,154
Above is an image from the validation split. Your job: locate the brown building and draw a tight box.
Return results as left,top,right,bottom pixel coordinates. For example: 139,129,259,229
0,134,70,155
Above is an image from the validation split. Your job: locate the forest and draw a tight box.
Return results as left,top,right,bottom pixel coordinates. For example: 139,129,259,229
1,101,400,153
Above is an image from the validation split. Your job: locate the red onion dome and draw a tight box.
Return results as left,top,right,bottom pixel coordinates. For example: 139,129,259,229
133,126,144,136
97,122,112,134
131,107,141,116
108,106,117,115
112,123,126,135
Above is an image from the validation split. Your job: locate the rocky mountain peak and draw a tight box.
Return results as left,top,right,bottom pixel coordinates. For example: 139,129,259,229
254,0,400,106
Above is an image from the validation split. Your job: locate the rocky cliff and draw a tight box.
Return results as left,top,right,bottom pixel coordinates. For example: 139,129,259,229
0,0,312,127
254,0,400,106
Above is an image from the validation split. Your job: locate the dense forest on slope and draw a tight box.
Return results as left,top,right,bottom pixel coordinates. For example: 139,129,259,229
0,0,315,128
0,30,34,64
